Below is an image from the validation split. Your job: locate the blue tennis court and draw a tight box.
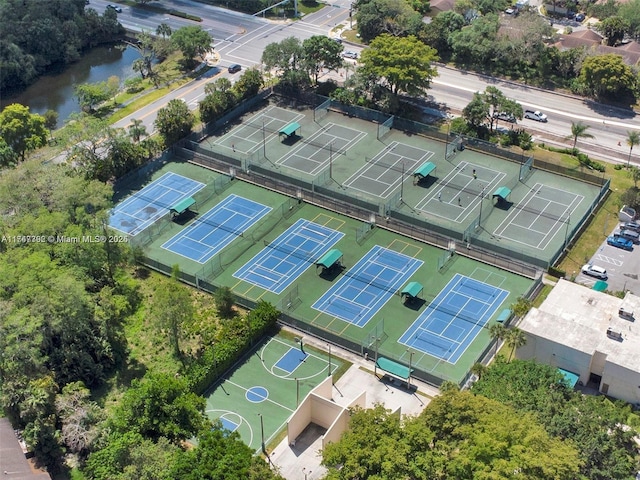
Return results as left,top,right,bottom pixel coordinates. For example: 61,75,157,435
312,246,423,328
274,348,308,374
109,172,205,236
161,195,271,263
233,219,344,294
399,274,509,363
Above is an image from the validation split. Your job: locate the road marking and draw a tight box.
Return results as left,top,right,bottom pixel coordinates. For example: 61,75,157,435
595,254,623,266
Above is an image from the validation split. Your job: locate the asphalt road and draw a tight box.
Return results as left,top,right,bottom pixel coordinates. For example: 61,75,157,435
108,0,640,168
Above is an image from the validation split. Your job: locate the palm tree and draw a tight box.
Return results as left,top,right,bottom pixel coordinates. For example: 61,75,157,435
568,121,594,151
156,23,172,39
128,119,147,143
470,362,488,381
505,327,527,362
510,296,532,319
489,323,507,357
626,130,640,169
629,166,640,189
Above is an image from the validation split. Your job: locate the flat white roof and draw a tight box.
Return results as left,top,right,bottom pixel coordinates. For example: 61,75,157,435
519,279,640,370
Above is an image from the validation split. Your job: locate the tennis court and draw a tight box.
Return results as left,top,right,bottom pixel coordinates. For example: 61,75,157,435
492,183,584,250
161,195,271,263
276,123,367,175
415,161,506,224
312,245,423,328
343,142,434,199
399,273,509,363
214,106,304,155
205,334,344,452
233,218,344,294
109,172,205,235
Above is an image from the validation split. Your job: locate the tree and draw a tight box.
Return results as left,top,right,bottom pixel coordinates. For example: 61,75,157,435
170,426,284,480
619,0,640,39
355,0,423,42
567,121,594,151
510,296,532,318
233,68,263,100
74,81,111,112
626,130,640,169
488,322,507,356
578,54,637,100
128,118,147,143
156,22,172,39
595,16,631,46
420,10,465,60
111,373,207,442
55,381,104,457
359,34,439,96
0,103,48,162
125,31,158,83
504,327,527,361
43,109,58,133
301,35,344,84
261,37,303,76
106,75,120,106
154,99,194,145
171,26,213,67
473,359,638,480
150,266,194,359
214,286,235,319
470,362,487,380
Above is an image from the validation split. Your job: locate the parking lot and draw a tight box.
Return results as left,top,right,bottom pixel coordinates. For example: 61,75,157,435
576,222,640,295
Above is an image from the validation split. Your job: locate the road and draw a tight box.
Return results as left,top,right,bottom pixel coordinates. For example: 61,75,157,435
107,0,640,167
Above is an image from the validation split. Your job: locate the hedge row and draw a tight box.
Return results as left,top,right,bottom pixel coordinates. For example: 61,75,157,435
186,301,280,394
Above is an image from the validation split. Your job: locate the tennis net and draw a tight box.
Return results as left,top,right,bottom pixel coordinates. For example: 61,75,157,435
263,239,319,263
458,279,499,298
191,217,245,237
341,269,401,296
424,301,486,328
364,155,418,175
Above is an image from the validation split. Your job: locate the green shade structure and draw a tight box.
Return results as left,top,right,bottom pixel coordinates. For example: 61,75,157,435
492,186,511,201
376,357,412,380
279,122,301,138
413,162,436,181
496,308,512,323
401,281,423,301
170,197,196,217
316,249,343,270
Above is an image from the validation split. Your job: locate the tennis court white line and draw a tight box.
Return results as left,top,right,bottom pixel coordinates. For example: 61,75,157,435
493,183,583,250
263,337,332,380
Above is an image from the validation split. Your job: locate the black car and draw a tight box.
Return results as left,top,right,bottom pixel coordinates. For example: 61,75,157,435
107,4,122,13
228,64,242,74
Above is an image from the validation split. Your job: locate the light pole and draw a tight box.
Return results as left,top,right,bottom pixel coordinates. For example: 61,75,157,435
262,119,266,159
303,467,312,480
258,413,265,453
477,187,485,226
328,344,332,377
564,215,571,251
296,377,300,407
407,349,414,389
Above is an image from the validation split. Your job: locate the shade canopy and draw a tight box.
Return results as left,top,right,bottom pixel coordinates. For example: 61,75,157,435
170,197,196,216
413,162,436,179
592,280,608,292
401,281,423,299
279,122,301,137
496,308,512,323
557,368,580,388
492,186,512,201
316,249,343,270
376,357,412,380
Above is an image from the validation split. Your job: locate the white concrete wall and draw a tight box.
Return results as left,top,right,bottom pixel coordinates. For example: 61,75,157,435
310,395,343,428
517,333,592,385
287,395,312,445
323,409,350,449
602,362,640,406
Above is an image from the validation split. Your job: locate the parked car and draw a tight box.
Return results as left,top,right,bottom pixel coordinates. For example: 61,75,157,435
524,110,548,122
607,235,633,251
342,51,358,59
495,112,516,123
228,64,242,73
621,221,640,233
581,264,608,279
106,4,122,12
575,13,585,22
616,229,640,244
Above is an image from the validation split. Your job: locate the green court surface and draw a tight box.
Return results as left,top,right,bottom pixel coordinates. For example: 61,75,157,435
121,160,534,384
204,333,345,451
197,99,603,268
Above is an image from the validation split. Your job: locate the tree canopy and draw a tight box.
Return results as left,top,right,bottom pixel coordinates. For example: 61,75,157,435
359,34,439,96
171,26,213,67
0,104,48,163
578,54,637,100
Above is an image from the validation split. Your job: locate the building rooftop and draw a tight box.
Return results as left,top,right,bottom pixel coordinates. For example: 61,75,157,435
519,279,640,371
0,418,51,479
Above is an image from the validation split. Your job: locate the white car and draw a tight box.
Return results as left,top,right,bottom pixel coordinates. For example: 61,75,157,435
581,264,607,280
342,51,358,59
524,110,548,122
